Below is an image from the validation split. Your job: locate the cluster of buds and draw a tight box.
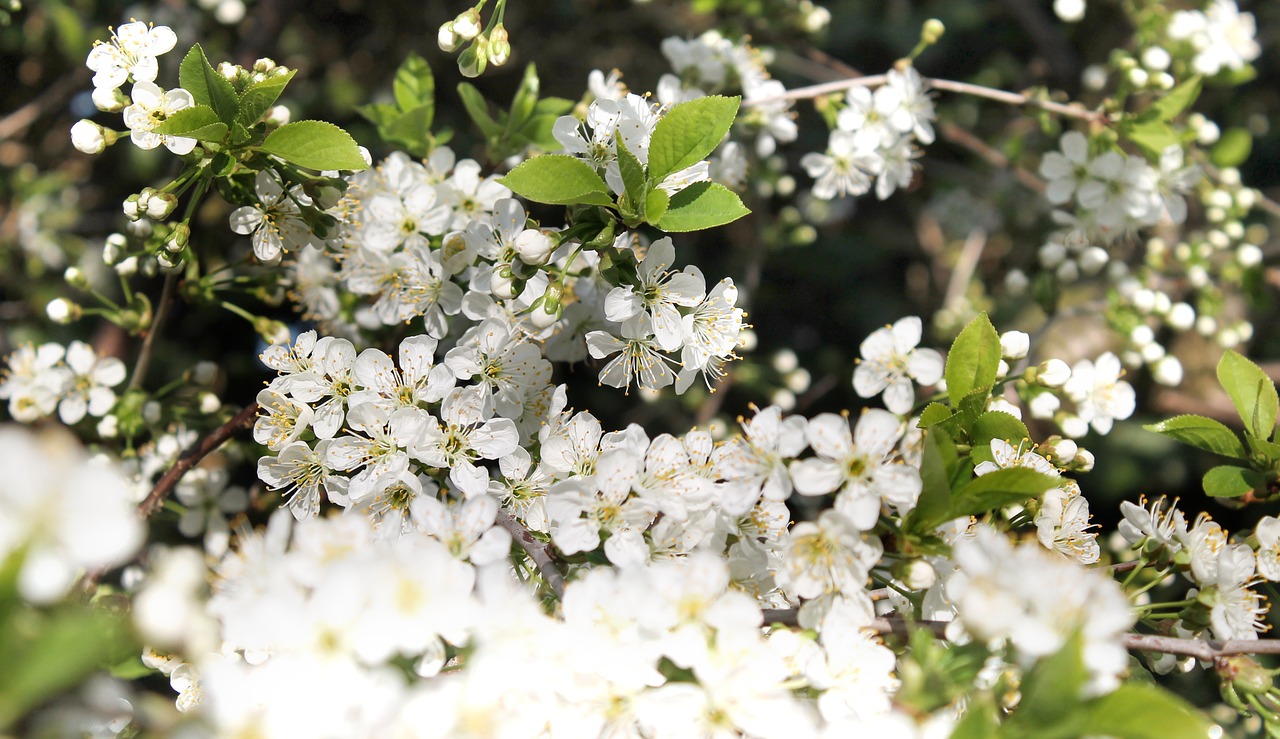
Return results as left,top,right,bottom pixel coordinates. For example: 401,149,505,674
437,6,511,77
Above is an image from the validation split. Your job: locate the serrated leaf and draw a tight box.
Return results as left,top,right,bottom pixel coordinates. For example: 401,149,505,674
645,188,670,224
1144,414,1246,459
973,411,1031,448
1151,76,1202,121
499,155,614,206
647,95,740,182
1217,349,1279,439
260,120,368,171
949,467,1060,520
945,313,1001,403
1078,683,1214,739
151,105,227,143
1202,464,1264,498
458,83,502,139
655,181,749,232
179,44,238,125
237,69,296,126
1211,127,1252,168
918,402,955,428
393,53,435,115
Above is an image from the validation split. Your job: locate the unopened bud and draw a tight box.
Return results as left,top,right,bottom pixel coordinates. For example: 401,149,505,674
145,191,179,220
64,266,89,289
92,86,128,113
123,194,142,221
513,228,555,264
438,21,461,52
46,298,80,324
254,317,291,346
266,105,291,127
529,287,563,329
999,330,1029,360
921,19,945,44
217,61,240,83
458,42,487,78
253,58,277,74
490,263,517,300
1029,358,1071,388
115,256,139,276
1040,436,1078,466
165,223,191,252
71,119,116,153
453,8,482,40
488,25,511,66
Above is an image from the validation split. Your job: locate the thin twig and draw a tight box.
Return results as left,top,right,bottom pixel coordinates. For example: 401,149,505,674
938,122,1047,194
746,74,1109,127
0,72,85,141
128,272,179,392
137,402,260,518
495,509,567,598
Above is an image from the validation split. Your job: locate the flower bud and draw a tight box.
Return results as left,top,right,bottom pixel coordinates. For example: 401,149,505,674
92,86,128,113
1030,358,1071,388
1071,448,1095,473
266,105,291,127
115,256,139,276
529,285,563,329
165,223,191,252
123,194,142,221
71,119,116,154
999,330,1030,360
217,61,240,83
145,191,180,220
1028,390,1060,420
453,8,482,40
254,317,292,346
438,21,461,52
513,228,555,265
921,19,944,44
490,263,517,300
488,24,511,66
458,41,488,78
46,298,80,324
199,392,222,415
103,233,127,264
253,58,277,74
1040,436,1078,466
97,414,119,439
64,266,89,289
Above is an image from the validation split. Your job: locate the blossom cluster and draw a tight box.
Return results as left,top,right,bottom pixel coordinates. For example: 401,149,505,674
802,67,935,201
0,340,126,425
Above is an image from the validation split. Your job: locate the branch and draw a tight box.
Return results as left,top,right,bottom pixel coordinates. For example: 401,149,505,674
745,74,1108,126
495,509,567,598
137,402,260,518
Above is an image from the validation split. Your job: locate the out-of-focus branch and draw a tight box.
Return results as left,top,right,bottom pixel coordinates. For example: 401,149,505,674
137,402,260,518
495,510,567,598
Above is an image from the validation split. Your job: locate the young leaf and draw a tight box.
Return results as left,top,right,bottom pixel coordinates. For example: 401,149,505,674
1144,415,1246,459
615,132,647,211
948,467,1060,520
644,188,670,224
1202,464,1265,498
260,120,369,171
647,95,740,183
238,69,297,126
917,402,955,428
1151,76,1202,122
498,155,614,206
1078,683,1214,739
508,63,541,130
944,313,1001,403
973,411,1031,449
179,44,239,125
906,429,954,532
151,105,228,143
393,53,435,116
385,106,435,155
1009,631,1088,731
654,182,750,232
457,83,503,139
1211,127,1252,168
1119,116,1181,160
1217,349,1279,440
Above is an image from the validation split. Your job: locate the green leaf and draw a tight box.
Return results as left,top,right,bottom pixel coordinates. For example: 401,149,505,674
179,44,239,125
151,105,228,142
1078,683,1214,739
509,63,541,130
499,155,614,206
385,105,435,154
949,467,1060,520
1121,117,1181,160
393,53,435,116
945,313,1001,403
1014,632,1088,730
260,120,369,171
655,181,750,232
458,83,502,139
918,402,955,428
357,102,399,129
952,699,1001,739
615,132,647,212
1217,349,1279,439
907,429,954,532
1144,414,1246,459
647,95,740,183
1151,76,1202,121
1211,127,1252,168
237,69,296,126
973,411,1031,449
645,188,670,224
1202,464,1265,498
